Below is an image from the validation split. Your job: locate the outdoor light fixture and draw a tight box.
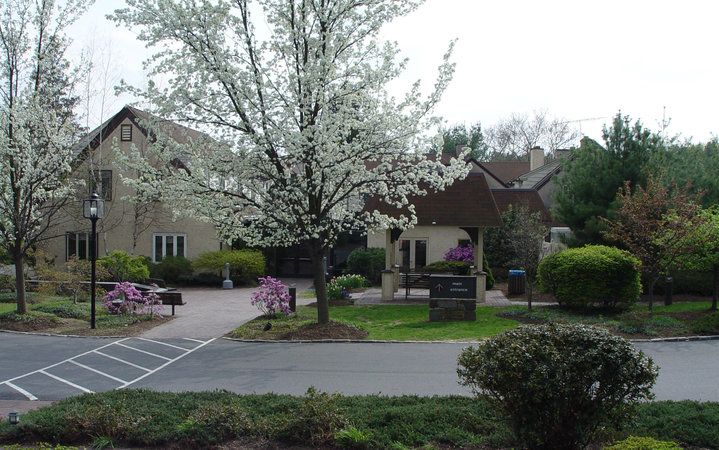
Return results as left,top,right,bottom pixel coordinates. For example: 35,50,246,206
83,192,105,329
8,411,19,425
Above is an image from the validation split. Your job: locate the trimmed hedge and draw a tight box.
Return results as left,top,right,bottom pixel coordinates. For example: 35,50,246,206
150,256,193,285
1,390,717,449
98,251,150,283
346,248,385,285
537,245,642,309
193,250,265,285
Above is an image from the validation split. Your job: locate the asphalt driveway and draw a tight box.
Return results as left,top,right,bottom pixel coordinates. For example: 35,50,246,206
1,333,718,409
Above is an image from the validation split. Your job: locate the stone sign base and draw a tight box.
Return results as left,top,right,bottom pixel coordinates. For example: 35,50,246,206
429,299,477,322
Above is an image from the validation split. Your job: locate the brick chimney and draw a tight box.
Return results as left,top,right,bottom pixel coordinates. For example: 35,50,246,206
530,146,545,171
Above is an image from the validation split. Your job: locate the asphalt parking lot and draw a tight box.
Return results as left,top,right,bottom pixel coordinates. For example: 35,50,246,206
1,332,718,403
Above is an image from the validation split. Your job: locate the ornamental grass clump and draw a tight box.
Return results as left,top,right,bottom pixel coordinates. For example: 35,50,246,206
251,276,291,318
103,282,163,317
457,323,658,450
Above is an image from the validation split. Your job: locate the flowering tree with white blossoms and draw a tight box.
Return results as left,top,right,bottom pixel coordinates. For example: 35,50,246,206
112,0,469,324
0,0,92,313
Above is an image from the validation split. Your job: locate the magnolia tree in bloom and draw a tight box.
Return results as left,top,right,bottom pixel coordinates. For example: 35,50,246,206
0,0,92,313
112,0,469,324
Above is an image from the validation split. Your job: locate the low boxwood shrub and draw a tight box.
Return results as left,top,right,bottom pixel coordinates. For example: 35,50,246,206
691,312,719,334
0,310,59,330
176,401,251,445
98,251,150,283
457,323,658,450
537,245,642,309
605,436,682,450
279,387,349,447
346,248,385,285
150,256,193,285
193,250,265,286
32,301,88,320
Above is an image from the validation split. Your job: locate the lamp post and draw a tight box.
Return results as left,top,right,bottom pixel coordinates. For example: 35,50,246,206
83,192,104,329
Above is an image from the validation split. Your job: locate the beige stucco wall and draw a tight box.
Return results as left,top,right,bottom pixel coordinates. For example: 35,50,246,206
367,226,472,266
41,117,222,265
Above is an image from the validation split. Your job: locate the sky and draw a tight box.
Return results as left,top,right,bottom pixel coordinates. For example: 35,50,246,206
69,0,719,145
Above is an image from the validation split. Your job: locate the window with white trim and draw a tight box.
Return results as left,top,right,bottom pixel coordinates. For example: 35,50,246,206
153,233,186,262
66,232,90,260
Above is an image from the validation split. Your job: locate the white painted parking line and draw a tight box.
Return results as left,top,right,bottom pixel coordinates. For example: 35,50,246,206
115,343,173,361
93,350,152,372
40,370,94,394
120,338,216,388
68,360,128,384
182,338,205,343
5,381,38,401
135,337,190,351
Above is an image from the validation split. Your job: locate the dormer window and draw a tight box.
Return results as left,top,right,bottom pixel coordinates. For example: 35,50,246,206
120,124,133,141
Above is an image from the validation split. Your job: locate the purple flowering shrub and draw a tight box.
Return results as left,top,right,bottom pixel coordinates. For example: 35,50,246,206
251,276,291,317
444,245,474,263
103,282,163,317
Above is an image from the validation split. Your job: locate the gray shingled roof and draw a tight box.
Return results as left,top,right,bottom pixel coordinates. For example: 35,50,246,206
509,159,562,189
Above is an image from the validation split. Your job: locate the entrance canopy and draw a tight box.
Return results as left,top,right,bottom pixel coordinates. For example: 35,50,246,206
364,172,503,228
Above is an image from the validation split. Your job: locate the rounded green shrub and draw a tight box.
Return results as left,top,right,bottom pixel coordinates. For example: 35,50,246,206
98,251,150,283
537,245,642,309
605,436,682,450
691,312,719,334
457,324,658,450
193,250,265,285
346,248,385,285
150,255,193,285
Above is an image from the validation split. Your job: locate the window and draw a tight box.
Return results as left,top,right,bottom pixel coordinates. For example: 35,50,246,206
66,232,90,260
120,124,133,141
153,233,186,262
89,170,112,201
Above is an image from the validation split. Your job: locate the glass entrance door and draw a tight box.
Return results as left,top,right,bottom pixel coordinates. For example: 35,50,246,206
397,238,428,272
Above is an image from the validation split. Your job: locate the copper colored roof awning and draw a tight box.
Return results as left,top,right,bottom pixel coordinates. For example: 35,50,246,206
364,172,502,227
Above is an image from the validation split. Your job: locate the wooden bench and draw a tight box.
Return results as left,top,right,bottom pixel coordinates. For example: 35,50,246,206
157,291,184,316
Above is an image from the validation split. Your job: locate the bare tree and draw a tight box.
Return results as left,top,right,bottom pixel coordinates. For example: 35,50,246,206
507,206,549,310
485,110,579,160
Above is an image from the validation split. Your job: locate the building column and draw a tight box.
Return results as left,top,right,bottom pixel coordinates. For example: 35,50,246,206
382,229,395,301
474,228,486,303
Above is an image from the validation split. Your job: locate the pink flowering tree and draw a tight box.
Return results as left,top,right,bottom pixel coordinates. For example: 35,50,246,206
251,276,291,318
103,282,164,317
444,245,474,263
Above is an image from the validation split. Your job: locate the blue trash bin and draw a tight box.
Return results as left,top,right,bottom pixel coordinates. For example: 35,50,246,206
508,269,526,295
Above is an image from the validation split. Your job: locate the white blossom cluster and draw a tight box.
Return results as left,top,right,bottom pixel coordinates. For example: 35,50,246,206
112,0,470,250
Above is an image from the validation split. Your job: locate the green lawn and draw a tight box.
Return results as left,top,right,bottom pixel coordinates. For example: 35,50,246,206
231,304,520,341
231,300,719,342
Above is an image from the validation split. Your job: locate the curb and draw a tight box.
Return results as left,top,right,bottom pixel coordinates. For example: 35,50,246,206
630,335,719,343
221,336,483,344
0,329,125,339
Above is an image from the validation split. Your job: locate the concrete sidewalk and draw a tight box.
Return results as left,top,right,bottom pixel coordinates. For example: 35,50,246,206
141,278,313,339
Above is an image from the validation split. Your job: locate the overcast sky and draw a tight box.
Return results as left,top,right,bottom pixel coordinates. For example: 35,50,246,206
70,0,719,145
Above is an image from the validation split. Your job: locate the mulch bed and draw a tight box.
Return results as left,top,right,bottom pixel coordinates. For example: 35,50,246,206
278,321,368,340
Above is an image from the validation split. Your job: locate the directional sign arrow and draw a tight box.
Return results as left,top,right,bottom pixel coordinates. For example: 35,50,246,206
434,283,444,292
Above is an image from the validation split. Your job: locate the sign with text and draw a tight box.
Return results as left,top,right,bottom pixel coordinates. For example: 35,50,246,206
429,275,476,299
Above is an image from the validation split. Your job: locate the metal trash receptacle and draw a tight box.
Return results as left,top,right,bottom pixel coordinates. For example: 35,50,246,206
508,269,526,295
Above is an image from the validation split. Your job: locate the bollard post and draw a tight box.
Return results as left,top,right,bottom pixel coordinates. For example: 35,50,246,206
289,285,297,312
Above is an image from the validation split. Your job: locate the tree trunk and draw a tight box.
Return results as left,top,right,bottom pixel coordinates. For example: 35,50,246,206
309,244,329,325
647,277,658,312
527,280,533,311
712,265,718,312
13,252,27,314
